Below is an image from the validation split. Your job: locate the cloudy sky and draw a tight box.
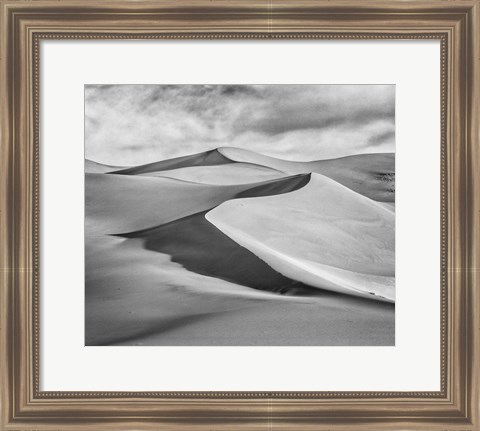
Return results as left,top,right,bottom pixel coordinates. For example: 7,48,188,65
85,84,395,166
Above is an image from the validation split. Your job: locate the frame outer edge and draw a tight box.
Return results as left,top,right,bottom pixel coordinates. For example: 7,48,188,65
1,2,15,430
0,0,479,430
467,2,480,429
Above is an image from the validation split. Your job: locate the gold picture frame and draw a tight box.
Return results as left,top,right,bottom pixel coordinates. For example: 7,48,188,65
1,0,479,429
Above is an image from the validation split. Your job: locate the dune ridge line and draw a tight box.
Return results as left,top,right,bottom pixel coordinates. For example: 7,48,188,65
205,172,395,302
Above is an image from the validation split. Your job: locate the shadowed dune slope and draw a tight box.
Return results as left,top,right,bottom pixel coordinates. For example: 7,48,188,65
118,173,312,293
85,159,125,174
110,149,232,175
235,173,311,199
218,147,395,202
206,173,395,302
86,172,310,235
120,211,307,293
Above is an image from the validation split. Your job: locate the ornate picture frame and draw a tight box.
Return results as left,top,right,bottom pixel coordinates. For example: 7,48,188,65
1,1,478,429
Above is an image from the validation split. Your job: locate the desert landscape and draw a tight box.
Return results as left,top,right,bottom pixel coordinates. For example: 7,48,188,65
85,146,395,346
85,84,395,346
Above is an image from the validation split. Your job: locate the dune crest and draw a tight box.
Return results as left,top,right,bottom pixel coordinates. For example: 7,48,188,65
110,149,232,175
85,159,125,174
206,173,395,302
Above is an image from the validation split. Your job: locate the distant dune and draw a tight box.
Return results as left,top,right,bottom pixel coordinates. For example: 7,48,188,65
85,159,125,173
217,147,395,202
108,147,394,202
137,163,285,185
206,173,394,302
110,149,232,175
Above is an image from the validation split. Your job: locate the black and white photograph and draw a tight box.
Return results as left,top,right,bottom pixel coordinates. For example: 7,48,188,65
85,84,395,346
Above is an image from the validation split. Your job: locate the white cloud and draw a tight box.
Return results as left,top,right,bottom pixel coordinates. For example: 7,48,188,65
85,84,394,165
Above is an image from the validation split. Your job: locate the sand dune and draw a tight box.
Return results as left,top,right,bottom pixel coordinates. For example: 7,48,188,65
119,211,303,293
107,147,394,201
85,235,296,345
118,174,311,294
206,173,395,302
138,163,285,185
85,173,246,235
85,147,395,345
85,159,125,173
379,201,395,214
86,172,309,235
217,147,395,202
110,148,232,175
85,235,394,346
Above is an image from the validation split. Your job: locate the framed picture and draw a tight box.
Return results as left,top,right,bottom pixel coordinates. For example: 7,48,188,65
1,1,479,430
